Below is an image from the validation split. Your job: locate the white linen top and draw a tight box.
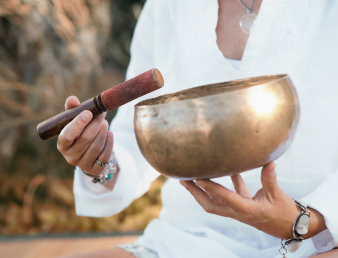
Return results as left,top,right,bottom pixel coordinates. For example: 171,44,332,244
226,58,241,71
73,0,338,257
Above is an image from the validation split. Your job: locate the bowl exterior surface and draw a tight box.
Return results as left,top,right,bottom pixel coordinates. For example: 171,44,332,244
134,75,300,179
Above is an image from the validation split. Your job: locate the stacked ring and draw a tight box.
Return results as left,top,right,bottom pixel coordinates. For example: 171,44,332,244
95,159,106,168
81,152,118,184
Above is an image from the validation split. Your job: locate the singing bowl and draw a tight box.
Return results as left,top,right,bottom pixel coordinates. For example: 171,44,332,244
134,74,300,180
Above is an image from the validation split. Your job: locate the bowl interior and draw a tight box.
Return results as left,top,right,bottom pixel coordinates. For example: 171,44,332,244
136,74,287,107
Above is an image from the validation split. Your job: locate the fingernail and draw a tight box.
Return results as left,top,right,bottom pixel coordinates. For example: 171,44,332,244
82,111,92,121
180,180,187,187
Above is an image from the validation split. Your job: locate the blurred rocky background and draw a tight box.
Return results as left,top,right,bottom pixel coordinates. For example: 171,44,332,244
0,0,165,235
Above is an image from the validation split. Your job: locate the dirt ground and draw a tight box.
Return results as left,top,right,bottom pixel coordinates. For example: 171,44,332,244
0,235,139,258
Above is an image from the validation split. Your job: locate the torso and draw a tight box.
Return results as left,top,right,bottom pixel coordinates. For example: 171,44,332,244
216,0,262,60
116,1,338,256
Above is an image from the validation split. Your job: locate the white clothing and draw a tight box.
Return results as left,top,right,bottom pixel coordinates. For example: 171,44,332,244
73,0,338,257
225,57,241,71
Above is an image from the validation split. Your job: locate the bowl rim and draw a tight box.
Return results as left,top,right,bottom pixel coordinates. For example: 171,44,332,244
135,73,289,109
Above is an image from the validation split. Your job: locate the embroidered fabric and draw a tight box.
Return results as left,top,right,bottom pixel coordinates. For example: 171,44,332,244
118,244,159,258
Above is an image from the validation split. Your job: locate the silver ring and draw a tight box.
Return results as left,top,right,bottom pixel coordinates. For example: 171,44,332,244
95,159,106,168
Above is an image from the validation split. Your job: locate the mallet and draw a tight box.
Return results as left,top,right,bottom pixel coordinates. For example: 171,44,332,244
37,68,164,141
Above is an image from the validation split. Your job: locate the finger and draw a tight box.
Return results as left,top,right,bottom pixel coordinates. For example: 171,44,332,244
180,181,234,217
57,111,93,152
261,162,279,199
78,120,108,173
91,127,114,176
65,96,80,110
204,189,218,200
195,179,249,212
231,174,252,198
67,112,107,158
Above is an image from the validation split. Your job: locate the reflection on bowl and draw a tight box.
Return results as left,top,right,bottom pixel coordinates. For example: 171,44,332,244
134,74,300,180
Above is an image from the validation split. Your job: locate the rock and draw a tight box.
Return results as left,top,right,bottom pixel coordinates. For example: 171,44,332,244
296,214,310,235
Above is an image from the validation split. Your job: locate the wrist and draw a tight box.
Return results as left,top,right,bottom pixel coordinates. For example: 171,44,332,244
81,152,117,185
279,200,316,254
103,165,120,191
302,207,327,239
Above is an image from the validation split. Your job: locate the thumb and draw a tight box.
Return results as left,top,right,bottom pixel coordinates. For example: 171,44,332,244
65,96,80,110
261,162,279,198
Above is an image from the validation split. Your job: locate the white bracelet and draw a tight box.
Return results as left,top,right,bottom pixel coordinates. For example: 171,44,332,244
81,152,117,184
279,200,310,257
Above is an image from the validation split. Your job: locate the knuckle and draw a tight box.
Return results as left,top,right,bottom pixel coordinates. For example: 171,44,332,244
106,135,114,148
59,135,73,146
200,184,209,191
74,120,86,131
80,133,93,145
56,142,62,152
99,126,107,135
101,120,109,129
107,131,114,141
204,204,214,214
100,152,111,164
220,195,230,204
66,156,77,166
242,212,256,223
90,142,103,153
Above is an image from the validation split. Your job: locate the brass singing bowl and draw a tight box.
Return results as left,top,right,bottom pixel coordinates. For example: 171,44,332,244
134,74,300,180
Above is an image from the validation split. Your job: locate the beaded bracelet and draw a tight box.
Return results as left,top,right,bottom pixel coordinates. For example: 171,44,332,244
81,152,117,185
279,199,310,257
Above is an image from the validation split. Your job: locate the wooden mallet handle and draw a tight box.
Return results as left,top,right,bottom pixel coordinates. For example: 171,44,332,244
37,69,164,141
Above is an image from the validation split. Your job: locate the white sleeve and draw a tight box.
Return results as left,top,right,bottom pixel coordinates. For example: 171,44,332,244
74,0,161,217
301,170,338,251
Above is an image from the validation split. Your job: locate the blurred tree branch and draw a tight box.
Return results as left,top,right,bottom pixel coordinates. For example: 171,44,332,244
0,0,168,238
0,0,144,176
